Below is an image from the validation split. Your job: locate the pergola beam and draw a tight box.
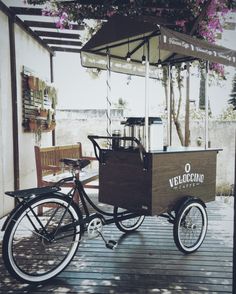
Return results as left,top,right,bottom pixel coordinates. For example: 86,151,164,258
24,20,84,30
42,38,82,46
0,1,54,55
35,30,80,39
10,6,43,15
51,46,81,53
61,0,183,7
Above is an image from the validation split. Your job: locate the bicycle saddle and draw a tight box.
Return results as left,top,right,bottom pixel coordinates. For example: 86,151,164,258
60,158,91,169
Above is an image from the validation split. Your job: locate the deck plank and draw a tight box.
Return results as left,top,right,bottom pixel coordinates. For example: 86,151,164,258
0,195,234,294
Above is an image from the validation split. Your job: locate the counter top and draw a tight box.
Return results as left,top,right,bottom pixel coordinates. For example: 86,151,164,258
148,147,222,154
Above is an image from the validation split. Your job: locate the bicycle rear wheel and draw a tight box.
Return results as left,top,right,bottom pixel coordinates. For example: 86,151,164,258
2,194,82,284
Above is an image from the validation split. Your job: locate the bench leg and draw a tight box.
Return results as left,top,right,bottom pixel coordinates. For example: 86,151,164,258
38,205,43,216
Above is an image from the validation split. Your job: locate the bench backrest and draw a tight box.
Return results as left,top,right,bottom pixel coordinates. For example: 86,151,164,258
35,144,82,187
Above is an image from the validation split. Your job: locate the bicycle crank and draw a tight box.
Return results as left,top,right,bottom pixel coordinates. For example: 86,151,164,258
87,214,117,250
87,216,103,239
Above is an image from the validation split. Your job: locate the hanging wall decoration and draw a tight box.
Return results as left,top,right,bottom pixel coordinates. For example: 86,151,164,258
21,66,57,140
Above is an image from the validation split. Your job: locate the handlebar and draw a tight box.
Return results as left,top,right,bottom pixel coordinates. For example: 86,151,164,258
88,135,148,170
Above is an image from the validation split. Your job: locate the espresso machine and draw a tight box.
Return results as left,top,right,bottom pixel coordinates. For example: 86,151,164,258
122,117,163,151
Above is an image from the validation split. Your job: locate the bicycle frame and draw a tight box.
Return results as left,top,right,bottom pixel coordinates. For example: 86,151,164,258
5,179,143,244
53,176,145,236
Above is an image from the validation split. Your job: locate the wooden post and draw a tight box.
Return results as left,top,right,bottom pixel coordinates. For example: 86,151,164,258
185,62,190,146
8,17,19,191
106,49,112,141
167,64,171,146
50,53,56,146
169,68,172,146
204,61,209,149
233,130,236,294
144,41,150,151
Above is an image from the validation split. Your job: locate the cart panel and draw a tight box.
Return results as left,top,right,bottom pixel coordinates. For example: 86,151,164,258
99,149,218,216
151,150,217,215
99,150,152,214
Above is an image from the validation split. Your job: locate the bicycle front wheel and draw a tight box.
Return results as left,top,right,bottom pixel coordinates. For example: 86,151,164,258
173,199,208,254
2,194,82,284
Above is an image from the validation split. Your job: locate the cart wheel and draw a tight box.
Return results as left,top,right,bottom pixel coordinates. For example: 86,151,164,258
113,207,145,233
173,199,208,254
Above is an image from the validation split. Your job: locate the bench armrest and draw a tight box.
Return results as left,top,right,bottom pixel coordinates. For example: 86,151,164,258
81,156,97,161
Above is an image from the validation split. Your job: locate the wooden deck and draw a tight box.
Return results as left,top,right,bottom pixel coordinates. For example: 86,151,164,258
0,193,234,294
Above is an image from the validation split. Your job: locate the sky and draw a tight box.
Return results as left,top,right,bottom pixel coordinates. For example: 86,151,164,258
54,13,236,117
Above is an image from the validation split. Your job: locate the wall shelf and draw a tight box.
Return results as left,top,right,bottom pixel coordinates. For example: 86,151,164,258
21,70,57,133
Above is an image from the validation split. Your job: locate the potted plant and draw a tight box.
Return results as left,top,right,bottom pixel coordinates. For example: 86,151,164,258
28,118,42,143
28,118,38,132
46,120,56,131
38,108,48,118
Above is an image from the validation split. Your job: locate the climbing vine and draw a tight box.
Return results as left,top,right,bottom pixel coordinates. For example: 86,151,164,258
26,0,235,77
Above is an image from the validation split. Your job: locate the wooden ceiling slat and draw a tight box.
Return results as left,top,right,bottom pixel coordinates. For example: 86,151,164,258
24,20,84,30
43,38,82,46
10,6,43,15
51,46,81,53
54,0,186,9
10,3,186,17
0,2,54,55
6,1,189,55
35,30,80,39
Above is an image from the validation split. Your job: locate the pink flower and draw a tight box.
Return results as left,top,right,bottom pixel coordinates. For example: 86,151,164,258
176,19,187,27
210,63,225,77
61,11,68,21
56,20,64,29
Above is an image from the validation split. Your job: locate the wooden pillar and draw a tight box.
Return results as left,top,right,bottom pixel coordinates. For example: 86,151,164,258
50,53,56,146
144,41,150,151
185,62,190,146
169,67,173,146
167,64,171,146
204,61,209,149
106,49,112,141
8,17,19,191
233,130,236,294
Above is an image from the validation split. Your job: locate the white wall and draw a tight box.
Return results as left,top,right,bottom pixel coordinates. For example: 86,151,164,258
15,25,52,190
0,11,53,218
0,10,14,217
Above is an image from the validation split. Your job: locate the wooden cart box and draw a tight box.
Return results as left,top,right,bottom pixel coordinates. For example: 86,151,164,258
99,149,219,216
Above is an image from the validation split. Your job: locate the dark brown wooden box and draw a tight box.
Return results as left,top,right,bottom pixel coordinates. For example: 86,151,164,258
99,149,218,216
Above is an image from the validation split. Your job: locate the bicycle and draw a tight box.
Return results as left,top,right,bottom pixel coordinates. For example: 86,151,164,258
1,159,145,284
1,136,208,284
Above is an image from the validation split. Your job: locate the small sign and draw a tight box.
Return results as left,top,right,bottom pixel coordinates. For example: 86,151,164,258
168,163,205,190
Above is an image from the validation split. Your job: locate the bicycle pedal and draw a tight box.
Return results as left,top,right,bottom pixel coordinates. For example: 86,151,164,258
106,240,117,250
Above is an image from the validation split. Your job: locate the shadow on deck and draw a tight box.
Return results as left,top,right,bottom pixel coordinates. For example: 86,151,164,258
0,194,233,294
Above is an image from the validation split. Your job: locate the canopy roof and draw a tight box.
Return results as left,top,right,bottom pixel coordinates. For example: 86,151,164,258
81,16,236,78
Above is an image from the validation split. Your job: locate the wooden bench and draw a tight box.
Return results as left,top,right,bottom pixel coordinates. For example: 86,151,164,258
34,144,99,189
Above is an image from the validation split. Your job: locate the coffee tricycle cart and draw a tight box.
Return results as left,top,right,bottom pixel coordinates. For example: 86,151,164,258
2,15,236,286
81,16,236,253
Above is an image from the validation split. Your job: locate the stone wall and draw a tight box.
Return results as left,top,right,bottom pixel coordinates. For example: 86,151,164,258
56,109,124,156
56,109,235,195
